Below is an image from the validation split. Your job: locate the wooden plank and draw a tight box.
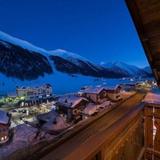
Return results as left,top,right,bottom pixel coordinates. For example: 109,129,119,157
145,148,160,160
125,0,160,85
136,0,160,11
155,107,160,118
143,21,160,38
138,5,160,25
144,106,153,149
144,117,153,149
154,107,160,152
154,117,160,152
103,112,144,160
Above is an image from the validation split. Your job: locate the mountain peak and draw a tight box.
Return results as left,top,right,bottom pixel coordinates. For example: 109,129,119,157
101,61,150,77
0,30,48,56
0,30,152,81
50,49,90,63
51,49,67,53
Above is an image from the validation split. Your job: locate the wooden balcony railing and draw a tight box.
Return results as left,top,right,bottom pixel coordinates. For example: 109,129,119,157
27,92,160,160
144,103,160,160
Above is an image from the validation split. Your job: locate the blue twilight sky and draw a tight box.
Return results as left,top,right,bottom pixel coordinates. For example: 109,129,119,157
0,0,148,67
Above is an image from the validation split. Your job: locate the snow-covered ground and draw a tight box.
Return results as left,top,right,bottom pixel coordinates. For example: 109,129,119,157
0,124,56,160
0,71,138,96
0,124,40,159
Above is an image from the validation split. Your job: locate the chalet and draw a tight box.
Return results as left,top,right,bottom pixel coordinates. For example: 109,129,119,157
83,103,98,116
37,110,68,134
56,94,88,122
105,86,122,102
78,85,122,103
0,110,11,144
37,110,58,125
78,87,108,104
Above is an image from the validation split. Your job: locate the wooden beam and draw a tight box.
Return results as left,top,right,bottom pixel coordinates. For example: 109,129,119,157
125,0,160,84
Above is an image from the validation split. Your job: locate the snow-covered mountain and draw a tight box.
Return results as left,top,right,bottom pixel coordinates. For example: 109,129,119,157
0,31,153,95
0,31,152,81
0,31,128,80
102,61,151,78
49,49,126,78
0,31,52,80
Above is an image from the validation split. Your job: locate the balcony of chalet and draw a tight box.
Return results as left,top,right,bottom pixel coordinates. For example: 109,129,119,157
25,91,159,160
26,0,160,160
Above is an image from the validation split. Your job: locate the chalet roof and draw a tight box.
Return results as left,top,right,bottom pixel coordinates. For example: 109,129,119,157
37,110,58,123
126,0,160,85
80,87,105,94
57,94,88,108
83,103,97,115
0,110,10,125
79,86,118,94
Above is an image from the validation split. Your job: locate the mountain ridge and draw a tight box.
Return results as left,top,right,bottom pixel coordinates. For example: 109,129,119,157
0,31,152,80
101,61,151,77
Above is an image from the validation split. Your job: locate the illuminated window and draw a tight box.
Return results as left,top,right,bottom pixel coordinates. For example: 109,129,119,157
1,137,4,141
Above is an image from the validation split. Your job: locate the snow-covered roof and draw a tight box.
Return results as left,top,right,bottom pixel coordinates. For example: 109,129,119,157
97,101,111,109
143,92,160,105
83,103,97,115
0,110,10,125
79,87,105,94
57,94,88,108
79,86,117,94
37,110,58,123
42,116,69,132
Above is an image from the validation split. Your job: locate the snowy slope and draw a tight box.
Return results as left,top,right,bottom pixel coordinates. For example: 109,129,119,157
103,61,150,77
50,49,90,65
0,31,128,80
0,72,134,96
0,33,53,80
0,31,48,56
49,50,128,78
50,49,101,70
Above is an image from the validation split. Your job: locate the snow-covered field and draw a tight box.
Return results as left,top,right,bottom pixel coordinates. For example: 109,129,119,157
0,72,135,96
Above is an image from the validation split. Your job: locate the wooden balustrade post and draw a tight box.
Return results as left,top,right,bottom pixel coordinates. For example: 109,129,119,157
144,106,153,149
154,107,160,153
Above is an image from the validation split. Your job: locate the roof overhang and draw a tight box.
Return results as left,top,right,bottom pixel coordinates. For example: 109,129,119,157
125,0,160,86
